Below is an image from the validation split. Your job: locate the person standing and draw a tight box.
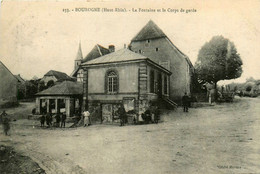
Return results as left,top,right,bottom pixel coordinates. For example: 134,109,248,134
55,113,61,127
40,115,45,127
144,108,152,124
61,112,66,128
83,110,90,127
154,106,160,124
0,110,8,124
1,111,10,135
46,112,50,127
118,105,126,126
49,112,53,126
182,92,189,112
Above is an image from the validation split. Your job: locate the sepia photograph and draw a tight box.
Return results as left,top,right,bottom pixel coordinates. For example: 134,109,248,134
0,0,259,173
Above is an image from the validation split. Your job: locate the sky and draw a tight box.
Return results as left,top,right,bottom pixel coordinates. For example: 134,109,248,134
0,0,259,84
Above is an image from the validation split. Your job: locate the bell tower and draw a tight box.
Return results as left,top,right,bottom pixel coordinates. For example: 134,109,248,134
74,41,83,70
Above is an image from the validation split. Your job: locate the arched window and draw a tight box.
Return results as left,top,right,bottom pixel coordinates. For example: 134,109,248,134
107,71,118,93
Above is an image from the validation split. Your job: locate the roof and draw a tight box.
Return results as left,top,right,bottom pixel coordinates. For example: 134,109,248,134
36,81,83,96
0,61,17,81
44,70,71,80
82,48,147,65
82,44,110,63
75,42,83,60
131,20,194,69
81,49,171,74
70,66,80,77
14,74,25,83
131,20,167,42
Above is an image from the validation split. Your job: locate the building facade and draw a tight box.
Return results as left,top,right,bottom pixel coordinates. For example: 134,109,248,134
0,61,18,107
130,20,195,103
80,49,171,123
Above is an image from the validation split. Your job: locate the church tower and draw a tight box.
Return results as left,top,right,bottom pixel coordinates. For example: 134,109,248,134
74,41,83,70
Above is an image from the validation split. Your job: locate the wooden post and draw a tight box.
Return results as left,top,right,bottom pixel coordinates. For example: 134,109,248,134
66,98,70,117
82,68,88,111
46,99,50,113
36,98,40,114
55,99,58,113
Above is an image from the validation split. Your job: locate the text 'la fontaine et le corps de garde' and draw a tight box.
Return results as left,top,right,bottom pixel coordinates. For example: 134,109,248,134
62,7,197,13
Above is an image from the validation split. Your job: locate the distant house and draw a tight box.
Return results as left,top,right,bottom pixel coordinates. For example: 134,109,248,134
80,48,172,123
0,61,18,107
41,70,72,85
130,20,195,103
71,43,113,82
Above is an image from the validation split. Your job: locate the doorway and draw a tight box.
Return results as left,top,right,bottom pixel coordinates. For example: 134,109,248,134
158,73,163,98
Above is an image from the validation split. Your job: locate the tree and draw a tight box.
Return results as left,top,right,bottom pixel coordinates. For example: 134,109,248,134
47,80,55,88
38,81,46,92
195,36,243,98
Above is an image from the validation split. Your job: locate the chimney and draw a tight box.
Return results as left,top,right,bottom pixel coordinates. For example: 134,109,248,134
128,44,132,50
109,45,115,53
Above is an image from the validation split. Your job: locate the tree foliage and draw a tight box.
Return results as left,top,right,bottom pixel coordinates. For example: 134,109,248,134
38,81,46,92
195,36,243,85
47,80,55,88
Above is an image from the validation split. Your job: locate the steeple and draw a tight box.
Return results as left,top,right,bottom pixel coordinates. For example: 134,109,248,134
74,41,83,70
75,41,83,60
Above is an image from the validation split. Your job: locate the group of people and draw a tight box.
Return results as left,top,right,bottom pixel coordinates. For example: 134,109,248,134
141,106,160,124
40,112,66,128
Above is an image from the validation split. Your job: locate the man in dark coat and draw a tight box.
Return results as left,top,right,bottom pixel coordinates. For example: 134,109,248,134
55,113,61,127
0,110,7,124
144,109,152,124
154,106,160,124
61,112,66,128
182,92,189,112
40,115,45,127
118,105,127,126
46,112,50,127
1,111,10,135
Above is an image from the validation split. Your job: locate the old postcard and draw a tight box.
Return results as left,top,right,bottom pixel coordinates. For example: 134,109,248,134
0,0,259,173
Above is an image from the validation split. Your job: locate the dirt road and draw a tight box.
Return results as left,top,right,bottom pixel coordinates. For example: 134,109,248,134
0,97,259,174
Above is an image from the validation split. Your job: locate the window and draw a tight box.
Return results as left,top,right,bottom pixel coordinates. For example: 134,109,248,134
139,49,142,54
146,39,150,43
156,48,159,52
107,71,118,93
164,76,168,94
150,70,155,93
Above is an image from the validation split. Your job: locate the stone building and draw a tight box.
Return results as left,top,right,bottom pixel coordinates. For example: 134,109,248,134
129,20,195,103
0,61,18,107
80,48,172,123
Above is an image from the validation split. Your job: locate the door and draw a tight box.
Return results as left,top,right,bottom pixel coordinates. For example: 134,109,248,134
158,73,163,98
101,104,121,123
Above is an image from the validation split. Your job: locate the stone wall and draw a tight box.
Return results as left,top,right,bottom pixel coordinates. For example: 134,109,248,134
130,37,193,102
